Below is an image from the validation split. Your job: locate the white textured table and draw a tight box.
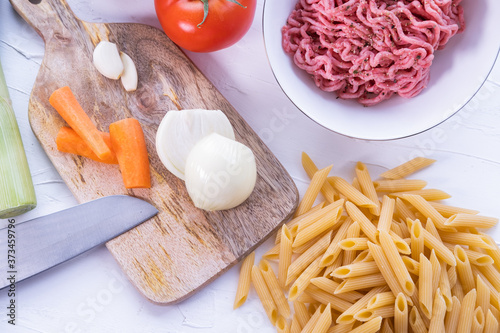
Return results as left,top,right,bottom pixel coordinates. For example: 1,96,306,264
1,1,499,332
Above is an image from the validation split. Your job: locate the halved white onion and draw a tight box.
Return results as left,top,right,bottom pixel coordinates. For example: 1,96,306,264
155,109,235,180
184,133,257,211
93,41,124,80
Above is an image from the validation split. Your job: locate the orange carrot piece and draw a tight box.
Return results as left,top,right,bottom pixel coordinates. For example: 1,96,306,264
109,118,151,188
56,127,118,164
49,86,112,161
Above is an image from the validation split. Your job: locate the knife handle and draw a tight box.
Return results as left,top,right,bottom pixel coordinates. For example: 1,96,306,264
9,0,80,43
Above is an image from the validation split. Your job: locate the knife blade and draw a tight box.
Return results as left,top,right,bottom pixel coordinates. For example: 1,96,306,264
0,195,158,289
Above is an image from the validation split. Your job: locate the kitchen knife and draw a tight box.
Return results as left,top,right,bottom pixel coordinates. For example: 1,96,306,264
0,195,158,289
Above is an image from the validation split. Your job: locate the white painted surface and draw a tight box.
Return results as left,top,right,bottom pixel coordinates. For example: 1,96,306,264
1,0,499,332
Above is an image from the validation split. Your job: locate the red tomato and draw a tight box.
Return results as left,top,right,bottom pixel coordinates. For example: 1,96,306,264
154,0,257,53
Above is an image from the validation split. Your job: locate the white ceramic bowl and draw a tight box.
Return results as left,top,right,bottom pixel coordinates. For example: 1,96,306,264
263,0,500,140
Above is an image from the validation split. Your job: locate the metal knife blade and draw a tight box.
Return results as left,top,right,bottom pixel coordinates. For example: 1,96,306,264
0,195,158,289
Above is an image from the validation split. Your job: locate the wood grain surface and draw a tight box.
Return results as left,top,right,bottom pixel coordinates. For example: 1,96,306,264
10,0,298,304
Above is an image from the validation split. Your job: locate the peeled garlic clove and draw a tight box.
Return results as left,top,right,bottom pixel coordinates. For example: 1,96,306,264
93,41,124,80
120,52,138,91
155,109,235,180
185,133,256,211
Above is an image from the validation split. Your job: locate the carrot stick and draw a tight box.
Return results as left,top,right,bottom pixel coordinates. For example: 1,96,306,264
49,86,112,161
109,118,151,188
56,127,118,164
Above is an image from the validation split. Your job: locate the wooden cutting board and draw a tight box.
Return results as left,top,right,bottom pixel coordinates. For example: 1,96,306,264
10,0,298,304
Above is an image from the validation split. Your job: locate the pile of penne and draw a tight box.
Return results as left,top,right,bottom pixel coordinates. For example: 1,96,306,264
234,154,500,333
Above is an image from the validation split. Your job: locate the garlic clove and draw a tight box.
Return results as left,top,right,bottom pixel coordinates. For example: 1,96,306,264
93,41,124,80
155,109,235,180
120,52,138,92
184,133,256,211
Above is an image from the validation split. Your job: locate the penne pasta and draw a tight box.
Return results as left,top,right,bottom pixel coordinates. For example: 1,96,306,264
354,305,394,322
452,278,465,302
476,275,491,316
409,306,427,333
428,201,479,218
296,200,345,233
444,243,494,266
355,161,381,216
335,273,387,294
374,179,427,192
328,176,377,209
394,292,408,333
439,262,453,311
419,253,433,319
379,230,415,296
309,278,363,303
471,306,485,333
395,197,416,221
286,231,332,286
484,309,499,333
336,286,388,324
301,152,336,203
278,200,329,244
276,316,291,333
292,207,342,248
457,289,477,333
477,264,500,292
349,316,383,333
319,218,351,267
293,206,342,248
262,242,280,260
380,157,436,180
295,165,333,217
251,265,278,325
429,250,441,295
377,196,395,233
305,285,353,313
454,245,475,293
233,252,255,309
343,221,360,266
439,231,495,250
391,189,451,201
345,201,378,243
312,303,332,333
396,220,411,239
288,257,323,301
448,265,458,288
237,155,500,333
402,255,420,276
444,296,461,333
290,315,301,333
479,233,500,271
367,241,406,298
278,225,293,289
301,303,326,333
410,219,424,261
380,318,394,333
332,261,379,279
326,323,354,333
422,228,457,266
401,194,448,229
428,289,446,333
445,213,499,229
352,249,373,264
367,291,396,309
259,260,291,318
293,301,310,328
339,237,369,251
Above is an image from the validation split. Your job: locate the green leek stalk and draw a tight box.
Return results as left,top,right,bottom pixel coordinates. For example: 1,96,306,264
0,58,36,218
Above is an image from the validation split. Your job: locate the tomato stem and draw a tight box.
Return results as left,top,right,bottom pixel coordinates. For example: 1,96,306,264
197,0,247,28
